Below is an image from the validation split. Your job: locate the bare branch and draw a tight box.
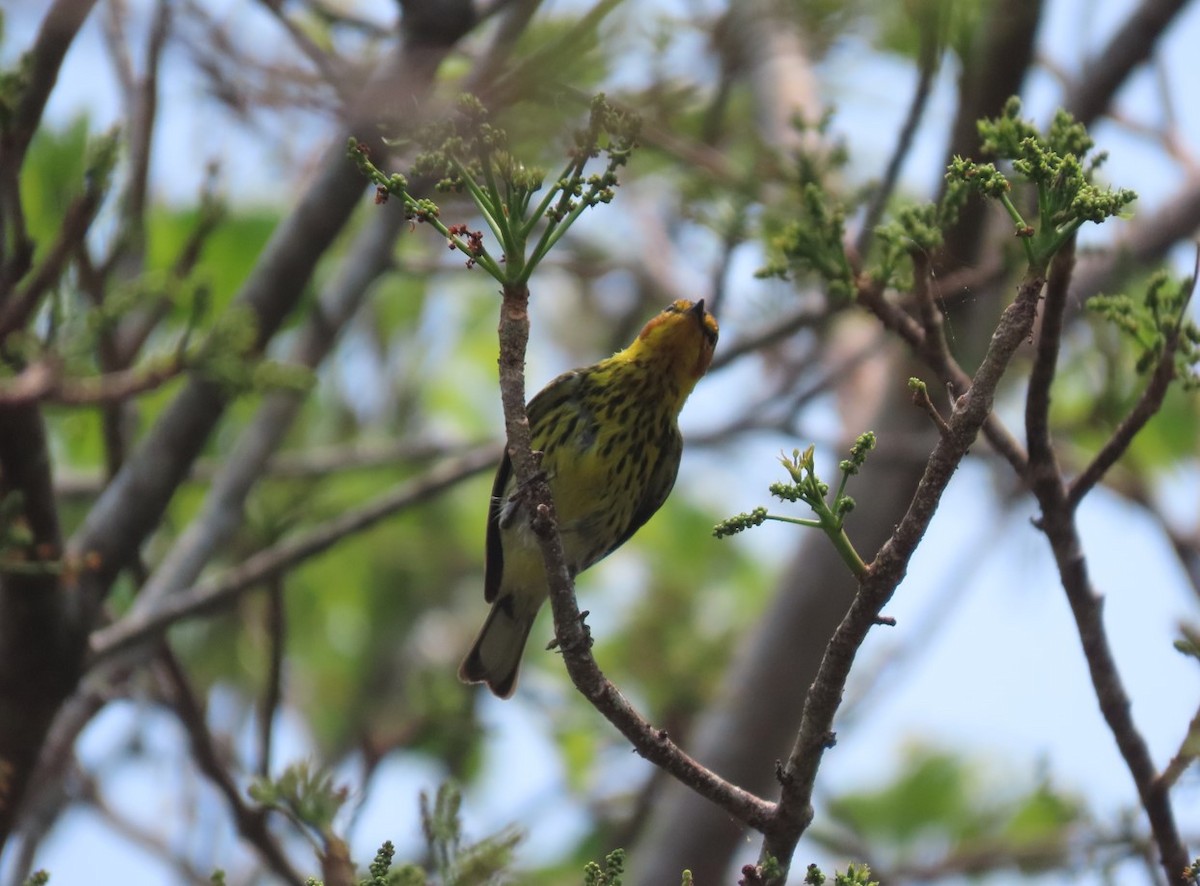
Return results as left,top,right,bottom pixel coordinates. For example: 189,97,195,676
5,0,100,163
257,579,286,778
856,279,1030,478
67,128,390,604
156,648,305,886
0,355,186,407
709,303,833,372
254,0,354,101
1023,251,1190,882
0,184,105,340
88,444,500,662
1062,0,1193,126
1024,241,1075,493
78,768,213,886
766,270,1046,878
0,404,72,842
54,436,469,500
856,18,940,258
125,200,410,621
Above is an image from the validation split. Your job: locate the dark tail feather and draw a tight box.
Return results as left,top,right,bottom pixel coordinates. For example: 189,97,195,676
458,594,536,699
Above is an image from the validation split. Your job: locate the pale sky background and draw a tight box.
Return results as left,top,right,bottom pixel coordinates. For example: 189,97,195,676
1,0,1199,883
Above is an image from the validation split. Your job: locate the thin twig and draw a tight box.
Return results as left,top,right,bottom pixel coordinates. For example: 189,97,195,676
1158,701,1200,792
855,21,940,259
911,382,951,436
710,303,834,372
1067,249,1198,509
1025,241,1075,494
156,647,305,886
77,768,213,886
0,355,186,407
255,0,352,100
856,279,1030,479
913,250,955,371
0,185,105,340
5,0,100,164
1062,0,1192,126
54,436,469,499
87,445,500,662
258,578,286,778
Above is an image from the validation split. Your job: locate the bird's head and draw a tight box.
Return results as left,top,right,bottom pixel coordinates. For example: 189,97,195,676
634,298,720,380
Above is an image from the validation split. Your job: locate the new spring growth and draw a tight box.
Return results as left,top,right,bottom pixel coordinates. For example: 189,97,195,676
946,97,1136,272
713,433,875,579
1089,268,1200,389
348,93,640,287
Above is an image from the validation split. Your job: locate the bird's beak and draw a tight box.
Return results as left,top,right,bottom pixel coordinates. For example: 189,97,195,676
691,299,706,320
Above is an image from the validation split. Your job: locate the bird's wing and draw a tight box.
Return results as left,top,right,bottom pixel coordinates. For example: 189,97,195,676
484,370,585,603
483,447,511,603
593,424,683,566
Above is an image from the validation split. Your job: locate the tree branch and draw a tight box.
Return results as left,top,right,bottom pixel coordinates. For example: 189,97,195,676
125,200,409,621
0,184,105,340
0,404,78,842
764,269,1046,880
855,17,940,259
856,277,1029,479
0,354,186,407
66,123,393,607
1062,0,1192,126
156,648,305,886
5,0,100,164
1157,700,1200,792
1023,253,1189,883
87,445,500,663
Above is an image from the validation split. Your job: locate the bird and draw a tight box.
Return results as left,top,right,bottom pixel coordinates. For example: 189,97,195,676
458,298,719,698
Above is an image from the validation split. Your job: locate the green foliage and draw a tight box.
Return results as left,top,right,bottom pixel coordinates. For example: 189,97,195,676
467,0,619,115
757,182,854,300
19,871,49,886
249,760,348,836
0,36,31,133
582,848,625,886
1044,266,1198,476
414,783,522,886
1088,271,1199,388
714,435,875,578
1176,625,1200,663
871,186,967,289
803,861,876,886
251,782,521,885
17,116,91,256
947,97,1136,270
350,93,639,286
874,0,983,61
820,746,1083,874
